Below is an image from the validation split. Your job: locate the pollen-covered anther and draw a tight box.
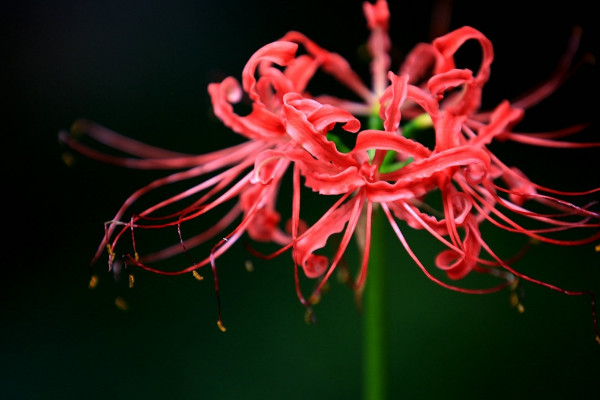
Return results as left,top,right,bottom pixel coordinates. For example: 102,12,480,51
595,336,600,346
61,152,75,167
511,296,525,313
244,260,254,272
88,274,99,289
509,292,519,308
304,309,316,325
509,279,524,313
595,243,600,252
217,320,227,332
106,244,116,259
128,274,134,289
192,270,204,281
309,292,321,305
69,120,86,137
114,296,129,311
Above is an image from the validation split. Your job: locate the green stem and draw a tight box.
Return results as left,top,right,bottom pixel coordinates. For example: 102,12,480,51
363,204,388,400
361,111,429,398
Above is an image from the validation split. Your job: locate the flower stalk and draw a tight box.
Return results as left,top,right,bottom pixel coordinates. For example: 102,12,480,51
363,203,389,400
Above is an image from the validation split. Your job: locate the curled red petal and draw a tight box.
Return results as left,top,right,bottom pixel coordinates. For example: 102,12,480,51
282,93,357,167
365,146,490,202
280,31,372,102
433,111,465,151
435,218,482,280
427,68,473,101
431,27,494,115
242,41,299,103
432,26,494,86
208,77,285,140
293,194,358,278
406,84,440,118
284,54,320,93
379,72,408,133
352,129,432,160
394,146,490,184
284,93,360,133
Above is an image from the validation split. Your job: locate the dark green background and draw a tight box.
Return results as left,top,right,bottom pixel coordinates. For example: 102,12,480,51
3,1,599,399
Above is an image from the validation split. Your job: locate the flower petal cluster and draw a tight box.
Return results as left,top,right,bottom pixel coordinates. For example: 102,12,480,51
60,0,600,331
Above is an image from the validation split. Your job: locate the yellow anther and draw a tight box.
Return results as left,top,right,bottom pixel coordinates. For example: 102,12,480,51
244,260,254,272
88,274,99,289
508,277,520,291
517,304,525,314
134,252,139,262
309,293,321,305
509,292,519,307
61,152,75,167
304,309,314,325
594,243,600,252
128,274,134,289
106,244,116,258
595,336,600,345
217,320,227,332
192,270,204,281
70,120,85,136
114,296,129,311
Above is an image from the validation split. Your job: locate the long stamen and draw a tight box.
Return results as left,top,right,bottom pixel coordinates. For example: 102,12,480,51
210,237,227,332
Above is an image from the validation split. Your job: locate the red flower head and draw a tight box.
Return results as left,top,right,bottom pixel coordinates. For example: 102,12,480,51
60,0,600,337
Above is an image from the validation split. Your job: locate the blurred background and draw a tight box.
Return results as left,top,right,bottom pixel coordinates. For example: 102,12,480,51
2,0,599,399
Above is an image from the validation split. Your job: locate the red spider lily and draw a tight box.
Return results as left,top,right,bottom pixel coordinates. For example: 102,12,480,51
60,0,600,336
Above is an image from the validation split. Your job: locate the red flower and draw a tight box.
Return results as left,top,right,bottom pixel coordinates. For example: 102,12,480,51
61,0,600,336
